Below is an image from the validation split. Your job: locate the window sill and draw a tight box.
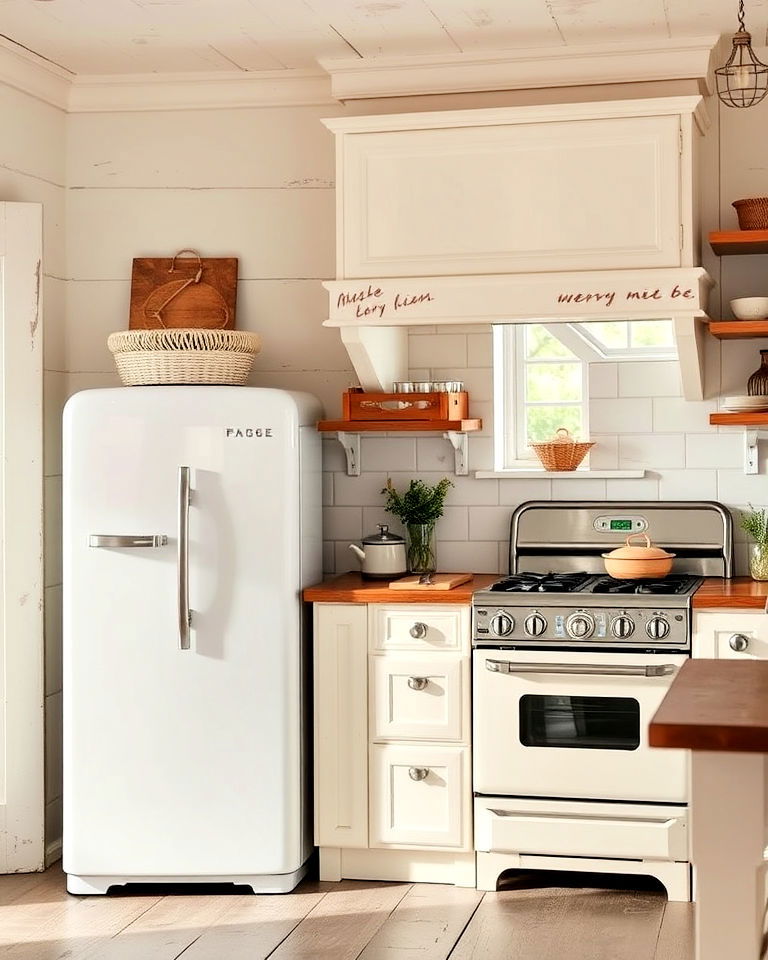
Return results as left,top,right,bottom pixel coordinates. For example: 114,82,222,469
474,469,647,479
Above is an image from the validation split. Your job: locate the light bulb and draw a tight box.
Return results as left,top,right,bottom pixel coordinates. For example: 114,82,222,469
733,64,754,90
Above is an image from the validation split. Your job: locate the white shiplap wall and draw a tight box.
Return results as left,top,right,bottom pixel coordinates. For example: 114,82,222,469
0,81,67,860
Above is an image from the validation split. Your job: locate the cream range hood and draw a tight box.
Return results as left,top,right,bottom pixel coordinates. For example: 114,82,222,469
321,95,714,402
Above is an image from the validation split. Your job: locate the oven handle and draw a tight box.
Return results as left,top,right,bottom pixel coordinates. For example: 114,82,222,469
484,660,677,678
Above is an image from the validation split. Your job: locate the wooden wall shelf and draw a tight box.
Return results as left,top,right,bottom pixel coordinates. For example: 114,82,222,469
708,320,768,339
317,419,481,433
710,412,768,426
709,230,768,256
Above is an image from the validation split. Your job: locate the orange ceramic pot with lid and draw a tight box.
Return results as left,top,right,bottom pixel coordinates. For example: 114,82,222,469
602,533,675,580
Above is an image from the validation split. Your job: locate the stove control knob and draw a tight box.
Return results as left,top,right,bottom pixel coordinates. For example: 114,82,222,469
611,616,635,640
565,612,595,639
490,613,514,637
524,613,548,637
646,616,671,640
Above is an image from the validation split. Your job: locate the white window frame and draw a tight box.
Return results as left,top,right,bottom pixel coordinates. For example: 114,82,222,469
492,318,677,472
493,324,589,469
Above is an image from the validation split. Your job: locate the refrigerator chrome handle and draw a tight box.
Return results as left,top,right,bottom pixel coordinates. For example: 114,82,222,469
485,660,677,678
178,466,191,650
89,535,168,548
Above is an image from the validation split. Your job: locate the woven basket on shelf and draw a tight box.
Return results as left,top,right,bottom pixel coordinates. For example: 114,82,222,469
107,328,261,386
529,427,594,472
733,198,768,231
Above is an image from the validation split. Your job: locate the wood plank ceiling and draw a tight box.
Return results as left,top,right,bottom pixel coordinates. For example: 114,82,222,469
0,0,759,77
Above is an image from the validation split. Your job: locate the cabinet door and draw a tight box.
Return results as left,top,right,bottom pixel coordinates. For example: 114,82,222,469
693,611,768,660
370,743,470,849
371,655,467,742
341,115,681,278
314,604,368,848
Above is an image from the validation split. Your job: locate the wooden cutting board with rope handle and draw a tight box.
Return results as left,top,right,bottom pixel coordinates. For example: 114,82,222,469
129,249,238,329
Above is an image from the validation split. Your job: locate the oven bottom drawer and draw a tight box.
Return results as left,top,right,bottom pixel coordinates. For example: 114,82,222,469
475,797,688,862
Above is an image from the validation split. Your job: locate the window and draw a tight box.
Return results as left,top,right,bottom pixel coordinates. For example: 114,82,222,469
493,319,676,470
494,324,587,466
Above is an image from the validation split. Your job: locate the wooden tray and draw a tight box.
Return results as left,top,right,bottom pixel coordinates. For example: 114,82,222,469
343,390,468,422
389,573,473,590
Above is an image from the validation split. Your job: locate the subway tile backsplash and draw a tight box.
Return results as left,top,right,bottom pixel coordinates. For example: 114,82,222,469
324,338,765,578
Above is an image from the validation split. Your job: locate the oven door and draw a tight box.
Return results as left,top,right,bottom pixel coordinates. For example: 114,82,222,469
473,649,688,803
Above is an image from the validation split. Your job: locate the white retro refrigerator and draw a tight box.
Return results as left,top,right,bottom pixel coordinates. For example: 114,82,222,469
62,387,322,895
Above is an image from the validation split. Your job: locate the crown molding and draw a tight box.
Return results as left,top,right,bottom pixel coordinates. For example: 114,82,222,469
0,36,71,110
319,36,720,102
67,69,334,113
0,38,334,112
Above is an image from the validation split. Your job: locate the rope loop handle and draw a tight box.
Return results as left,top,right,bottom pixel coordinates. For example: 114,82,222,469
169,249,203,283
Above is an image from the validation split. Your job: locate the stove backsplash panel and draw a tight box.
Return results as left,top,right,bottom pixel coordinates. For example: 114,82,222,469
322,327,761,577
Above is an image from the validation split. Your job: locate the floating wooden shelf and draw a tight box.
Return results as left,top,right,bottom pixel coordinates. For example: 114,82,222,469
709,230,768,256
710,412,768,425
708,320,768,339
317,419,481,432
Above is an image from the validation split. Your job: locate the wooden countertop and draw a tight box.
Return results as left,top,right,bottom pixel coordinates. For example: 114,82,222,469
649,659,768,753
693,577,768,609
303,572,498,604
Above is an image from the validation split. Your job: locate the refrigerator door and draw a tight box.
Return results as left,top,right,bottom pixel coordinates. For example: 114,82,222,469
63,387,319,881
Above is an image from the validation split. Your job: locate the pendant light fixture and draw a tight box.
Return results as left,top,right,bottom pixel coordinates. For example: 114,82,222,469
715,0,768,108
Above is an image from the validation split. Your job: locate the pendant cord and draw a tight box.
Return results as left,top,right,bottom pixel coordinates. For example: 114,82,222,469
738,0,746,32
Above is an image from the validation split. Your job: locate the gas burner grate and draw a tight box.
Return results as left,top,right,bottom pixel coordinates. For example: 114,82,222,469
489,572,594,594
587,574,701,596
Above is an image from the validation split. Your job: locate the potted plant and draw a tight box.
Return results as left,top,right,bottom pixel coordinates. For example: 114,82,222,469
740,505,768,580
381,477,453,575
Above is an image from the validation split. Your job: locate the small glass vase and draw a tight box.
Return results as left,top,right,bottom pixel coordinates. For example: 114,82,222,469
406,522,437,575
750,542,768,581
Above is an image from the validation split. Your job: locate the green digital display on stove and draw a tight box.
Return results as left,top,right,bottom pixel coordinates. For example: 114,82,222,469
610,519,633,531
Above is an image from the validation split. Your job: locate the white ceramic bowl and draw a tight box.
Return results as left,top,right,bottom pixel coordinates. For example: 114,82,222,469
730,297,768,320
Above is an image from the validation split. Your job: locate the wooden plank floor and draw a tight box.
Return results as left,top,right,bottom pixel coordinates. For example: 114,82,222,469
0,865,693,959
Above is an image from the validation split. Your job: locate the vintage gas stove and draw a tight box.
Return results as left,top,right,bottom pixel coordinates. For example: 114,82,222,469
471,501,732,902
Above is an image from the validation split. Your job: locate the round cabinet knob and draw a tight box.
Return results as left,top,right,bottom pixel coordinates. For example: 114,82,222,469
729,633,750,652
611,616,635,640
646,617,671,641
409,622,428,639
408,767,429,782
490,613,515,637
566,612,595,640
407,676,429,691
524,613,548,637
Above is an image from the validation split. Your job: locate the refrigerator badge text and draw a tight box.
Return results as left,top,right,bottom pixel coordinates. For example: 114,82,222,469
225,427,274,438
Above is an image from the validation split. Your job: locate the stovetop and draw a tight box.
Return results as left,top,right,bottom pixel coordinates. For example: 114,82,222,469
488,571,701,597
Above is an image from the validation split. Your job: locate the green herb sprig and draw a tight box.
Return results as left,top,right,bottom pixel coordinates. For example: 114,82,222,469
381,477,453,525
740,504,768,546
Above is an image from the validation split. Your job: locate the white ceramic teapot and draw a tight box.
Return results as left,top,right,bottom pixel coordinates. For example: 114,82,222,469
349,524,407,579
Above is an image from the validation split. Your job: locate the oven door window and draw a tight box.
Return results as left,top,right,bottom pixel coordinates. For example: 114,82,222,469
519,695,640,751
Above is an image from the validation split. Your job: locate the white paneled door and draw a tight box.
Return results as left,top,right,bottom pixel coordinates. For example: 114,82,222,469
0,203,44,873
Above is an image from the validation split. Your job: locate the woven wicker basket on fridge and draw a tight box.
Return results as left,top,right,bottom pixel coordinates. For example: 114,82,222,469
107,328,262,386
529,427,594,472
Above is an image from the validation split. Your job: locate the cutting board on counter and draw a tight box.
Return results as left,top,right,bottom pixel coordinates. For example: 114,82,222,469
389,573,472,590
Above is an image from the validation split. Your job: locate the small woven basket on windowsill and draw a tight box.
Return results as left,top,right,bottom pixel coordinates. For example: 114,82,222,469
108,328,261,386
529,427,594,472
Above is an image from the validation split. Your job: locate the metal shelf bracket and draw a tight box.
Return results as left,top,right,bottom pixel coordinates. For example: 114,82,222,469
444,431,469,476
336,431,360,477
744,429,768,475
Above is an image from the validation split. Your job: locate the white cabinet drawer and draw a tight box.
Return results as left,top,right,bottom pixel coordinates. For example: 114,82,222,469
371,656,466,742
694,612,768,660
370,744,470,849
475,797,688,862
370,605,469,653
